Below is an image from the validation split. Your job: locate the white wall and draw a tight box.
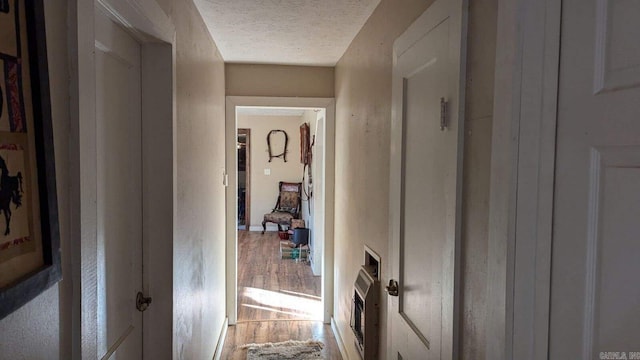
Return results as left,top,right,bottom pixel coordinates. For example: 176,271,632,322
237,114,305,229
0,0,70,358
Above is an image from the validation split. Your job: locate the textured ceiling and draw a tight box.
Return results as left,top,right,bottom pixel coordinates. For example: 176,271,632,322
193,0,381,66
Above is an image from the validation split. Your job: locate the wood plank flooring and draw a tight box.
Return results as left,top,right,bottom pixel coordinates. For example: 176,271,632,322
220,231,342,359
220,320,343,359
237,230,321,321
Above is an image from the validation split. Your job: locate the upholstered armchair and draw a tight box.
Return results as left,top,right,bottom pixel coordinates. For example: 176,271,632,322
262,182,302,234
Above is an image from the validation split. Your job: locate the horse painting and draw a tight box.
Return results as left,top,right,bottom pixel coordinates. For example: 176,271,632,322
0,155,23,236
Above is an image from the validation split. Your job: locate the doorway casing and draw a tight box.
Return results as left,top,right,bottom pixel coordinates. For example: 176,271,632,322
487,0,561,359
225,96,336,325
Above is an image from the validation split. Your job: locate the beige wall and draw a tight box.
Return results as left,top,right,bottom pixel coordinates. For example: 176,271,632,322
460,0,497,358
237,115,304,229
155,0,227,359
334,1,433,358
333,0,497,359
226,63,334,98
0,1,70,358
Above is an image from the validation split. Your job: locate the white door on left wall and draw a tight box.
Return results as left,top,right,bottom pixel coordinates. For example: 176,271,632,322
95,6,144,359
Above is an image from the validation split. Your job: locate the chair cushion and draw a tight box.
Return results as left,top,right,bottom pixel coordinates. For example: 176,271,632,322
264,211,294,225
278,191,298,210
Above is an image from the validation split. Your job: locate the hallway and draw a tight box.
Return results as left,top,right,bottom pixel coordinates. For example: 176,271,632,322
4,0,638,359
1,0,492,358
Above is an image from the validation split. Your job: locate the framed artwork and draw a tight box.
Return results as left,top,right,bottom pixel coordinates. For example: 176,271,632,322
0,0,61,320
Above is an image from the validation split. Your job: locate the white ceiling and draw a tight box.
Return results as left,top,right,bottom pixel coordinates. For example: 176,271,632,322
193,0,381,66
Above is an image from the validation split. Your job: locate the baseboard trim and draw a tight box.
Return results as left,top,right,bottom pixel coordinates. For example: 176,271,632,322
213,317,229,360
248,225,278,232
331,317,350,360
310,258,321,277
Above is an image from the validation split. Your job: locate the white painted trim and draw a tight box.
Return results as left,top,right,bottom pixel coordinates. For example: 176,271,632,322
225,96,336,325
95,0,174,43
363,244,381,281
583,148,603,358
331,317,350,360
487,0,561,359
225,98,238,325
213,317,229,360
70,0,176,358
453,3,469,357
512,1,560,358
69,1,98,357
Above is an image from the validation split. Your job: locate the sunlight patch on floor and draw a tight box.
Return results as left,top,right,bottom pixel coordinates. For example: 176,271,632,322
241,287,322,320
279,289,322,300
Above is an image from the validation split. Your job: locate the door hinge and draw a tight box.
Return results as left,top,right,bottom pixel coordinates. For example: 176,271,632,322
440,97,449,131
136,292,152,312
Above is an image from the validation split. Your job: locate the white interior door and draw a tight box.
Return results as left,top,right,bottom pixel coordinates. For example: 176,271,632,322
388,0,466,359
549,0,640,358
95,7,143,359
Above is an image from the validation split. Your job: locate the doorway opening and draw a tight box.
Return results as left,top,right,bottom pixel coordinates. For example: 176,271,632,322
234,107,325,322
225,96,335,326
237,129,250,230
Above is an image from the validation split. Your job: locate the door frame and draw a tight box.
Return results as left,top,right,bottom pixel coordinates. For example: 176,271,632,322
225,96,336,325
487,0,561,359
69,0,176,358
237,128,251,228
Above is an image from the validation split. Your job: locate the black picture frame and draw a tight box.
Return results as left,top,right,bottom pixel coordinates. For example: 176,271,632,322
0,0,61,320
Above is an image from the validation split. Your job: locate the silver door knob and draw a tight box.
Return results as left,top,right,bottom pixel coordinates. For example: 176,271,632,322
386,279,399,296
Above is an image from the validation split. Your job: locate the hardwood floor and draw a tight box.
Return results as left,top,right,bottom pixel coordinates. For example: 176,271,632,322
220,231,342,359
220,320,343,359
237,230,321,321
